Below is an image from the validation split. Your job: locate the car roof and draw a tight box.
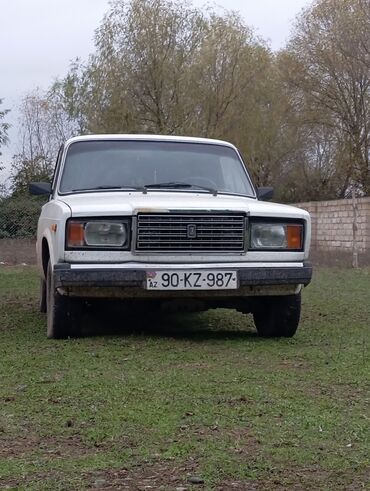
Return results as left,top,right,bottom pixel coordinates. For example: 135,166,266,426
64,134,238,150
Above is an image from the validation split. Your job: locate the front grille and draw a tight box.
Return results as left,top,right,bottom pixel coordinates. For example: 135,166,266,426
136,213,246,252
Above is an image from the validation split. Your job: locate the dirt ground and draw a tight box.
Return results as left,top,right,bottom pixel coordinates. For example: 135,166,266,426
0,238,36,265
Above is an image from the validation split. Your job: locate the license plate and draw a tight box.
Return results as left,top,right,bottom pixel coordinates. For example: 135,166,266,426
146,270,238,290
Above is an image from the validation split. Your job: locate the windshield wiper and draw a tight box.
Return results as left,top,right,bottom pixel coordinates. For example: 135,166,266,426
144,182,218,196
71,185,145,192
70,182,218,195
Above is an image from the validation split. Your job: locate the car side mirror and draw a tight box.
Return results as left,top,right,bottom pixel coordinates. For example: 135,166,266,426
29,182,52,196
257,187,274,201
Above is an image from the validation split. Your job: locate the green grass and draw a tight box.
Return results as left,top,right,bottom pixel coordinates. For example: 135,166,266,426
0,266,369,490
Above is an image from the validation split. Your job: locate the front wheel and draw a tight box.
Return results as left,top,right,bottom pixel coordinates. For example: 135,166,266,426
253,293,301,338
46,261,80,339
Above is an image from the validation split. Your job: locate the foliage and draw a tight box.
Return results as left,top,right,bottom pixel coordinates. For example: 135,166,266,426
10,89,78,195
11,155,54,197
52,0,293,196
281,0,370,197
0,195,44,238
0,98,10,172
11,0,370,202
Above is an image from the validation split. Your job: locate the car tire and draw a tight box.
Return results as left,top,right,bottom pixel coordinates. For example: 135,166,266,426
253,293,301,338
40,278,47,313
46,261,80,339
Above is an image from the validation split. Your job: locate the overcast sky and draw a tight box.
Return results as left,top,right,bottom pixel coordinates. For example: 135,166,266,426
0,0,311,171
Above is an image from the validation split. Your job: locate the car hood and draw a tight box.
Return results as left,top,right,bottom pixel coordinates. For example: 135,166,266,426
58,191,308,219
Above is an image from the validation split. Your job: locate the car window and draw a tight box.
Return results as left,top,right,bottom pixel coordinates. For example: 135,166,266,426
59,140,255,196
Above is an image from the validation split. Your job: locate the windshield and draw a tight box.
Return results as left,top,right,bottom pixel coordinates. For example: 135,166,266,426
59,140,255,196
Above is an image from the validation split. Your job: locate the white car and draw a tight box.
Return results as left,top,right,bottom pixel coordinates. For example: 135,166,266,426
30,135,312,339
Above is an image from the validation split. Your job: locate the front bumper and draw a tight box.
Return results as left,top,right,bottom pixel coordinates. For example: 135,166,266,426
54,261,312,291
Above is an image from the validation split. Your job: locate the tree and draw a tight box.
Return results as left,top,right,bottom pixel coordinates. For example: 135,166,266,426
0,98,10,171
73,0,208,134
282,0,370,196
53,0,295,194
0,99,10,198
189,12,257,138
10,89,77,195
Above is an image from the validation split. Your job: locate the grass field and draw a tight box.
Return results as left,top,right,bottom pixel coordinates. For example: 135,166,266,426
0,267,369,490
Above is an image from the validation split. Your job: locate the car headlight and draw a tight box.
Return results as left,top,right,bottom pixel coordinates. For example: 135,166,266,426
250,222,303,250
66,219,130,248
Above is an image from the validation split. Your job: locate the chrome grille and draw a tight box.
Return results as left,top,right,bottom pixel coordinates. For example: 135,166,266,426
136,213,246,252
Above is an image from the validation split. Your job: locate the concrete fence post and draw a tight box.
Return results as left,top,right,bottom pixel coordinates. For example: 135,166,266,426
351,189,359,269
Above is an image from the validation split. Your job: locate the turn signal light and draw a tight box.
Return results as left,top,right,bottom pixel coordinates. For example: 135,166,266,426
67,222,85,247
287,225,303,249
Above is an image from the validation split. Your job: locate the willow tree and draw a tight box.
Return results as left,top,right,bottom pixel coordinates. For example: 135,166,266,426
69,0,207,135
282,0,370,196
53,0,293,190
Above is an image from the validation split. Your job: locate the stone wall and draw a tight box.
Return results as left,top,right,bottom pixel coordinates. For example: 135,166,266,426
295,197,370,253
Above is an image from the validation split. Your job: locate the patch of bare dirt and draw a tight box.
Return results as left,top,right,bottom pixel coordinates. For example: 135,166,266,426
84,463,370,490
85,459,202,490
217,466,370,491
0,239,36,265
83,426,260,490
0,434,99,459
1,456,368,490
